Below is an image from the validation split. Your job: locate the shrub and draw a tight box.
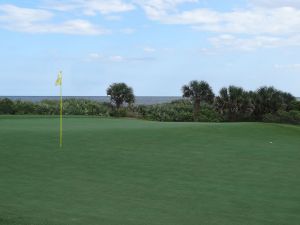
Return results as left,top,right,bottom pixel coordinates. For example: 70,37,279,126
0,95,298,125
134,100,221,122
195,107,222,122
262,113,281,123
289,100,300,111
139,101,194,122
63,99,110,116
0,98,15,114
109,108,127,117
35,100,59,115
263,110,300,125
13,100,36,115
0,98,111,116
278,110,300,124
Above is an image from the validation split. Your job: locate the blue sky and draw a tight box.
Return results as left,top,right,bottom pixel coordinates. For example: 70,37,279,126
0,0,300,96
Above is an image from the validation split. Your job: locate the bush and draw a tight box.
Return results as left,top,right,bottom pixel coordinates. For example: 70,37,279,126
262,113,281,123
13,100,36,115
263,110,300,125
289,100,300,111
0,96,298,125
134,100,221,122
136,100,193,122
278,110,300,124
0,98,15,114
0,98,112,116
195,107,222,122
109,108,128,117
63,99,110,116
35,100,60,115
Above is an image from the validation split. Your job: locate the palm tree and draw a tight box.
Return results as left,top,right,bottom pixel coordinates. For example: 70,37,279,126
215,86,254,121
253,86,295,119
106,83,135,109
182,80,214,120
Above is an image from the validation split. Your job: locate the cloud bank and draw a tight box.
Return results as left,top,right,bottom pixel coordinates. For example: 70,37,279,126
0,0,300,50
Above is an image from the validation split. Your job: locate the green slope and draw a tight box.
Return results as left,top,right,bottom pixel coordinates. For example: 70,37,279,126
0,117,300,225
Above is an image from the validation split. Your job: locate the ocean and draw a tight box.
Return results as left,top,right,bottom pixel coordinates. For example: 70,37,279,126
1,96,183,105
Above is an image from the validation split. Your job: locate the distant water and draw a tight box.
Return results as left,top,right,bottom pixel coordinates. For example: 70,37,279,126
1,96,183,105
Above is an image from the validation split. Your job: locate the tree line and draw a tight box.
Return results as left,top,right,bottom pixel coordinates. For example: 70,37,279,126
105,81,300,124
1,81,300,124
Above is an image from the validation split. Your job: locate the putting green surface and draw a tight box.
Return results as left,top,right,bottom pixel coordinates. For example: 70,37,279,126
0,117,300,225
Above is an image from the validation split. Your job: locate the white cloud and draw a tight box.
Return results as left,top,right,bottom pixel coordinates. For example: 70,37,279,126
209,35,282,51
87,53,155,62
47,19,108,35
105,15,122,21
136,0,198,21
136,0,198,11
274,63,300,70
89,53,103,59
0,4,108,35
215,7,300,35
198,47,219,55
250,0,300,9
0,4,52,23
109,55,125,62
143,47,156,52
120,28,135,34
135,1,300,49
109,55,155,62
3,1,300,49
145,6,300,35
209,34,300,51
44,0,135,15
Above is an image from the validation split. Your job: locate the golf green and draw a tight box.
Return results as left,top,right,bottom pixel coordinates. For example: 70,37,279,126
0,117,300,225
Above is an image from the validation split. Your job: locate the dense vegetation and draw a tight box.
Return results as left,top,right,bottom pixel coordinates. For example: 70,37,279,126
1,81,300,124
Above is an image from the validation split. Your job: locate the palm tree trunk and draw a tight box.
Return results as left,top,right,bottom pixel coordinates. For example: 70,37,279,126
194,99,200,121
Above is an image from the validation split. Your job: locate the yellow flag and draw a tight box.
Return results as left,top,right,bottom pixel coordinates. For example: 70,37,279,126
55,71,62,86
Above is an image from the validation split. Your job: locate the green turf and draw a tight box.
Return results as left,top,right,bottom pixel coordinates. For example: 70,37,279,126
0,117,300,225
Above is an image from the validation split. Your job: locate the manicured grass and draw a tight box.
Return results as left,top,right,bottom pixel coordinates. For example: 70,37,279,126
0,117,300,225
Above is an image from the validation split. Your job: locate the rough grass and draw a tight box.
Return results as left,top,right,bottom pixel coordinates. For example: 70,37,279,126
0,117,300,225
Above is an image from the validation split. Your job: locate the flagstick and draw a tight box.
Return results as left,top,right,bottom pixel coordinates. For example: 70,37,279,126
60,80,63,148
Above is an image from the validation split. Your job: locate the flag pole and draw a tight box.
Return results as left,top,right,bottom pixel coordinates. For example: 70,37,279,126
60,79,63,148
55,71,63,148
